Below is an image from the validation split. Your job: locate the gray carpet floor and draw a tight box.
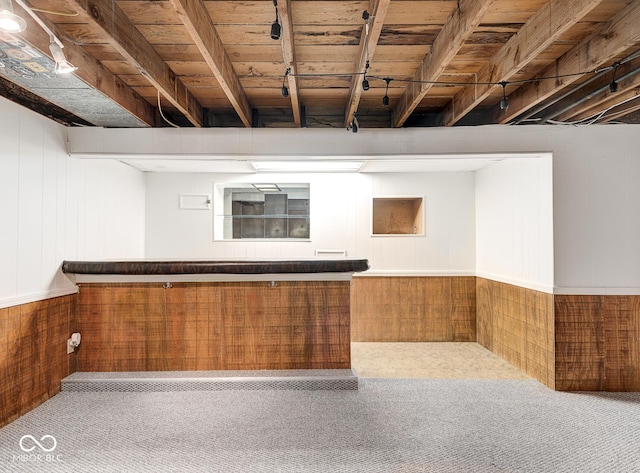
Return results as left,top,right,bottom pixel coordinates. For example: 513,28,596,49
1,379,639,472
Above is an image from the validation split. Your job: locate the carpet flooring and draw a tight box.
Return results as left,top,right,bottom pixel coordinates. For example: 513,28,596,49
1,379,639,472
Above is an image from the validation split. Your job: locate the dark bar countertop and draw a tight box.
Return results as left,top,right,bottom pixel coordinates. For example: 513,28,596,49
62,259,370,276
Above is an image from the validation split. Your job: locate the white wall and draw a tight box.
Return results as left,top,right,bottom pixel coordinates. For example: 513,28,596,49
70,123,640,294
144,171,476,273
476,156,554,292
0,98,145,308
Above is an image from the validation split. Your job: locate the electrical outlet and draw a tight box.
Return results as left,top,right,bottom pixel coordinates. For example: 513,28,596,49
67,339,75,354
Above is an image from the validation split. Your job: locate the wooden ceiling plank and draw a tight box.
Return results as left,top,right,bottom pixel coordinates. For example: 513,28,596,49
12,2,156,126
168,0,253,127
67,0,203,127
344,0,392,128
440,0,603,126
392,0,495,128
278,0,302,127
494,0,640,124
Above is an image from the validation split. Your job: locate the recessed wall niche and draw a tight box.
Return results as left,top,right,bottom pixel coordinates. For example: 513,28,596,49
372,197,424,236
214,183,310,241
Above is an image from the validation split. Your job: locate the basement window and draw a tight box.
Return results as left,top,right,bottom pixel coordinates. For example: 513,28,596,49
213,183,310,241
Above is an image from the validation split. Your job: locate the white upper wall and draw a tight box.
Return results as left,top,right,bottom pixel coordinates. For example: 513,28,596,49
476,156,554,292
70,124,640,294
0,97,145,308
145,171,476,274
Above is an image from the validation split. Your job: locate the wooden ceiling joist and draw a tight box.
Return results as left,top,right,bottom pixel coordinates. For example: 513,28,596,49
278,0,302,127
568,83,640,124
13,1,156,126
392,0,495,128
169,0,253,128
439,0,603,127
343,0,391,128
67,0,204,127
494,0,640,124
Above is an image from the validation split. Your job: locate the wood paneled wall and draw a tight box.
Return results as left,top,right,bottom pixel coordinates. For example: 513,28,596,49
476,278,555,388
555,295,640,391
0,295,77,428
351,277,476,342
76,281,351,371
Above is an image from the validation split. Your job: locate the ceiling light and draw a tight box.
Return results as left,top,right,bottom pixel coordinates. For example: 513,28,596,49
252,183,281,192
252,161,363,173
499,81,509,110
361,78,369,91
49,41,77,74
609,61,620,93
382,78,391,106
0,0,26,32
270,0,280,40
281,67,290,98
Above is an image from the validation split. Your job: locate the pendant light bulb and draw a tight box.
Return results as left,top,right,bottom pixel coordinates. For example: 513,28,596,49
499,81,509,111
270,0,280,40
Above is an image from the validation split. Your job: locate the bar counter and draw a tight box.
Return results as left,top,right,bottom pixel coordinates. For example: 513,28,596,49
62,259,369,372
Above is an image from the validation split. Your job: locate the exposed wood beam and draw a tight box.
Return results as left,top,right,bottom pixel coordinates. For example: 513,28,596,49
278,0,302,127
12,1,156,127
392,0,494,128
169,0,253,128
494,0,640,124
343,0,391,128
68,0,203,127
440,0,603,126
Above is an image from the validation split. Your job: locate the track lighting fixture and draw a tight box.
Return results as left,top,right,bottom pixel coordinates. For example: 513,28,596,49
499,81,509,110
382,78,391,106
270,0,280,40
609,62,620,93
281,68,290,98
49,40,77,74
0,0,26,32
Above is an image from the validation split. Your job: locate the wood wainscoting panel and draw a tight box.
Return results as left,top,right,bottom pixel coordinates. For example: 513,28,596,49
350,276,476,342
76,281,350,371
555,295,640,391
0,295,77,428
476,278,554,389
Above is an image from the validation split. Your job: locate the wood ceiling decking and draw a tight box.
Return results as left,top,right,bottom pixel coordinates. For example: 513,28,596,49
3,0,640,128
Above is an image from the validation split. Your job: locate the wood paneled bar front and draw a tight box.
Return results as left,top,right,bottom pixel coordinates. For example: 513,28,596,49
62,259,369,372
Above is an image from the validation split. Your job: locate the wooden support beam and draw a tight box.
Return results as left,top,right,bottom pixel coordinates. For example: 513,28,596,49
67,0,203,127
343,0,391,128
440,0,603,126
392,0,494,128
13,1,156,126
169,0,253,128
494,0,640,124
278,0,302,127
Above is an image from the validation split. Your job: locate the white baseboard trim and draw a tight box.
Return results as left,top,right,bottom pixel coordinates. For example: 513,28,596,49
0,287,79,310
